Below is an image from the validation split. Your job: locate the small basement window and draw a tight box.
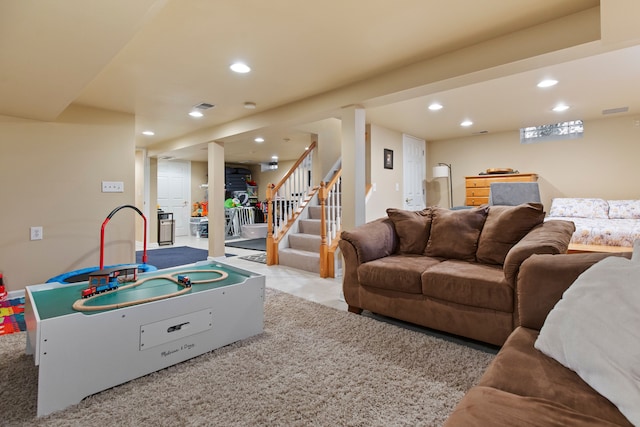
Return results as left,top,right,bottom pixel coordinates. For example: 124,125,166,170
520,120,584,144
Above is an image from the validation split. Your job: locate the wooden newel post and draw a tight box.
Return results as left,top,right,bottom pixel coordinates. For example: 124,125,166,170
319,181,328,278
266,183,276,265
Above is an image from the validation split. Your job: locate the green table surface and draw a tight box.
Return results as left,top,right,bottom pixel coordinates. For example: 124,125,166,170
30,263,252,320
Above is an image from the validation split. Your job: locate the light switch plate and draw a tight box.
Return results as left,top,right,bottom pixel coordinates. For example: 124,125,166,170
102,181,124,193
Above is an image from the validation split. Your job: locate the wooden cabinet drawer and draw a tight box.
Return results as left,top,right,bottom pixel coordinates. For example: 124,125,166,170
466,178,488,188
466,188,490,197
466,197,489,206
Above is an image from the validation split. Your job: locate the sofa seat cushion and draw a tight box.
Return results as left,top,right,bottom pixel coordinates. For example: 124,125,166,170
358,255,441,294
444,386,626,427
477,327,632,426
421,260,512,312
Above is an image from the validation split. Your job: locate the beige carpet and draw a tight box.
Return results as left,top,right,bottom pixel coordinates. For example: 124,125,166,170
0,289,495,426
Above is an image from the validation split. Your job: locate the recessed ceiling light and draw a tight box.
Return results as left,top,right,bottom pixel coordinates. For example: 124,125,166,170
230,62,251,73
142,130,155,136
189,110,204,118
552,104,570,112
244,102,257,109
271,155,278,160
428,103,443,111
537,79,558,88
254,137,264,143
460,120,473,127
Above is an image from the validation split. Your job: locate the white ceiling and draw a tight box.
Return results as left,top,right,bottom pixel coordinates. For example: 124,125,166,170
3,0,639,164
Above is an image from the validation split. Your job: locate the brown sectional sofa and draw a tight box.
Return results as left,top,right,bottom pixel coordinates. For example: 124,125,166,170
444,252,633,426
338,204,576,346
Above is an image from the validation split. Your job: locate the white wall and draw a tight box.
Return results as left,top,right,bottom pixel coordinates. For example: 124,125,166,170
0,105,136,291
366,124,405,222
427,114,640,210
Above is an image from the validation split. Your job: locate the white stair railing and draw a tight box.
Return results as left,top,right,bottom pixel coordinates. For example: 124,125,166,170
266,141,317,265
319,169,342,278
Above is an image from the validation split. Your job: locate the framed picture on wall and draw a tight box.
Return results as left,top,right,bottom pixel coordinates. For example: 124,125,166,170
384,149,393,169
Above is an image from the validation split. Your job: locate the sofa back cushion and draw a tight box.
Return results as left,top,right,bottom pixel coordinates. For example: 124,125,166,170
476,203,545,265
548,198,609,219
424,206,489,262
386,208,432,254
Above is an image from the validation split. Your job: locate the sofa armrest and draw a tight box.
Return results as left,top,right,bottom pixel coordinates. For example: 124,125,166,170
503,220,575,285
339,218,397,310
339,217,397,264
517,252,631,330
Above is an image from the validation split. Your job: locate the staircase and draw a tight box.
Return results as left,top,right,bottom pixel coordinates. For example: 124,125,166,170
278,205,324,274
266,145,342,277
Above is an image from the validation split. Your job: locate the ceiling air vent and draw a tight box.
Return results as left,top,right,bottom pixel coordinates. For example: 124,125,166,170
602,107,628,115
193,102,215,110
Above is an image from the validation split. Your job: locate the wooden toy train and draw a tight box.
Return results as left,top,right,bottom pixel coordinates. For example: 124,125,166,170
81,265,139,298
81,268,193,299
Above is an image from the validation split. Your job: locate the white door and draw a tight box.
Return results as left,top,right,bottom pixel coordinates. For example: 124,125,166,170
402,134,426,210
157,160,191,237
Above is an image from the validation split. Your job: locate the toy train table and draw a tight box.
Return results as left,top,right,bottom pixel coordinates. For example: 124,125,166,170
24,260,265,417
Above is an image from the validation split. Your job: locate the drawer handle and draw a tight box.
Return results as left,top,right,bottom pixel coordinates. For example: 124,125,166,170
167,322,190,333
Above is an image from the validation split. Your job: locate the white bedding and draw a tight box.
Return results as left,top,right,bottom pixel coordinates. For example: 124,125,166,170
545,198,640,247
545,216,640,247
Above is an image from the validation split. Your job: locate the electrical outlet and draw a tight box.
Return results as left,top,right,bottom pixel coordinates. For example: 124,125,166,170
30,226,43,241
102,181,124,193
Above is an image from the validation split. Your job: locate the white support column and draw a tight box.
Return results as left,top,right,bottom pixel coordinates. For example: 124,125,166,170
341,106,366,230
208,141,226,257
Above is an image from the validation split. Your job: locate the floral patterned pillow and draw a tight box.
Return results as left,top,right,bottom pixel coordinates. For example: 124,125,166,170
608,200,640,219
548,198,609,219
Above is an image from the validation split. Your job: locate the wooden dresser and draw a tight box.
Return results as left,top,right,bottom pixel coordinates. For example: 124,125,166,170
465,173,538,206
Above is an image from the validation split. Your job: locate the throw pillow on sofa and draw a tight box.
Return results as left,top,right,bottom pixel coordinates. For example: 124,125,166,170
424,206,489,262
386,207,432,254
534,241,640,426
476,203,545,265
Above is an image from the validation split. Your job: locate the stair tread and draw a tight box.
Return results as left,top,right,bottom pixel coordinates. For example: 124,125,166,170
290,233,321,240
280,247,320,257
